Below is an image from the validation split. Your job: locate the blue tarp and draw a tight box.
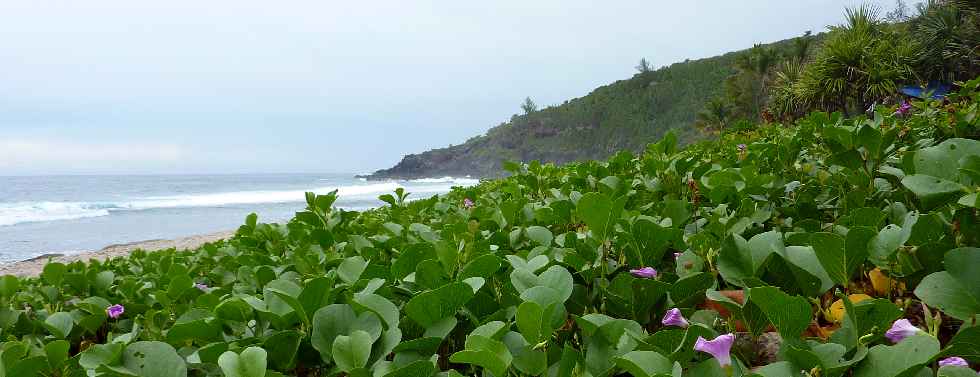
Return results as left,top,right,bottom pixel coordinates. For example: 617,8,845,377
899,82,952,99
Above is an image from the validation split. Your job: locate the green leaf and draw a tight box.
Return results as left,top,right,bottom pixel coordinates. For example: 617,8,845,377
578,192,626,241
669,272,715,308
79,343,124,370
516,301,550,344
311,304,382,362
449,335,512,377
44,340,70,370
525,226,554,246
632,218,677,264
404,282,475,328
382,360,435,377
748,286,811,338
215,297,254,322
902,175,966,209
811,232,848,285
166,274,193,300
939,366,978,377
263,331,303,370
614,351,672,377
941,325,980,363
0,275,20,298
43,312,73,339
914,271,980,321
459,254,502,280
338,256,368,284
121,341,188,377
910,138,980,181
945,248,980,300
332,330,372,372
218,347,267,377
41,263,66,285
853,334,940,377
747,361,805,377
353,293,399,330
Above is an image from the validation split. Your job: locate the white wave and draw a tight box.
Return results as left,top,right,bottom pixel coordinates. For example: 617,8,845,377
0,178,481,227
125,182,403,210
408,176,480,185
0,202,112,226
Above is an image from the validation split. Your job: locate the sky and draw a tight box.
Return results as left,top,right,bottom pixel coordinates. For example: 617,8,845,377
0,0,893,175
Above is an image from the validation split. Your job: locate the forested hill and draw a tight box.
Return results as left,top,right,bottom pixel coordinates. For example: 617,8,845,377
366,37,796,179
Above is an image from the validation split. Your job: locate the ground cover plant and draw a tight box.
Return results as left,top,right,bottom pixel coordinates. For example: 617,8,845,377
2,78,980,376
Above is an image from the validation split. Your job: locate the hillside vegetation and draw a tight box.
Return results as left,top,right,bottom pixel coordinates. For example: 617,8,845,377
2,74,979,376
367,37,808,179
371,0,980,180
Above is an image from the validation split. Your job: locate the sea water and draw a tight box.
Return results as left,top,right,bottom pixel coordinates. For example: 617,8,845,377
0,174,477,262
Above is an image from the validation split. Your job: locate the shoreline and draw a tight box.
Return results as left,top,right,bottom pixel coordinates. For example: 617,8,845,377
0,230,236,277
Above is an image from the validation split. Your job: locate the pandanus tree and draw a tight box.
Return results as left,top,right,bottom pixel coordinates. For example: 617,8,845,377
912,0,980,82
694,97,733,133
725,44,780,120
771,5,917,117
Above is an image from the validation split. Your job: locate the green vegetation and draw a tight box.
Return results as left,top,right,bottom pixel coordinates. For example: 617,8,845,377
368,41,763,179
765,1,979,121
2,73,979,375
370,1,980,180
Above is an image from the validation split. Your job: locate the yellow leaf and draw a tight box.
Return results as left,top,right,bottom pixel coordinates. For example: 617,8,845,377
869,268,893,296
827,294,872,323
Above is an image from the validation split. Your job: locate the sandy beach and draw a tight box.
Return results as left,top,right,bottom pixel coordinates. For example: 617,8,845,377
0,230,236,277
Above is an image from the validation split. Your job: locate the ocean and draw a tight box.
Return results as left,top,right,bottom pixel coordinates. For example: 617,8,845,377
0,174,477,262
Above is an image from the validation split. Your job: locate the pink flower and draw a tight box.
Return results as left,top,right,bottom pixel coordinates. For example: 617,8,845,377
885,319,921,343
673,252,682,259
938,357,968,367
694,333,735,367
106,304,125,319
895,101,912,116
463,198,475,209
195,283,208,292
661,308,689,328
629,267,657,279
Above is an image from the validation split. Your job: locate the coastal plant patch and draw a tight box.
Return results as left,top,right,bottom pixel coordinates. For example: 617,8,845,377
1,78,979,376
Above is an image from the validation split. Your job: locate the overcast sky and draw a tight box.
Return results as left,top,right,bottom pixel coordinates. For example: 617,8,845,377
0,0,891,175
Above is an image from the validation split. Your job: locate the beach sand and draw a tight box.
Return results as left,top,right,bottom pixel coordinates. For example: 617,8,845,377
0,230,236,277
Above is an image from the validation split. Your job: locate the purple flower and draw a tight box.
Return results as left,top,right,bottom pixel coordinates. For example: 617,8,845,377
195,283,208,292
895,101,912,116
737,144,747,152
885,319,921,343
106,304,125,319
938,357,969,367
674,252,682,259
694,333,735,367
463,198,474,209
661,308,689,328
629,267,657,279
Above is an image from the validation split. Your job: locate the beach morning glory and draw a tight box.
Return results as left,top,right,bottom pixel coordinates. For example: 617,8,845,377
106,304,125,319
694,333,735,367
463,198,474,209
629,267,657,279
737,144,747,152
895,101,912,116
661,308,689,328
885,319,921,343
195,283,208,292
938,357,969,367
